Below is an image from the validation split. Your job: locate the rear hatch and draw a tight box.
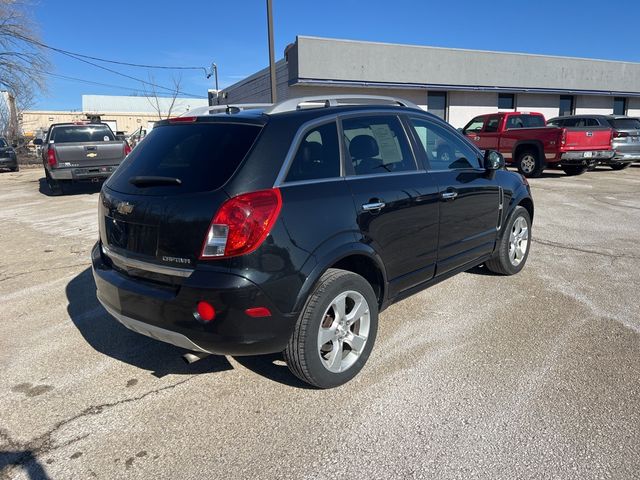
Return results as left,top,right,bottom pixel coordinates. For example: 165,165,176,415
50,124,125,167
561,127,612,151
610,118,640,154
99,120,263,278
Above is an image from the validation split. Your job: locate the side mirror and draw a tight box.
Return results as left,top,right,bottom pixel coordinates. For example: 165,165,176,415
484,150,505,170
33,138,43,145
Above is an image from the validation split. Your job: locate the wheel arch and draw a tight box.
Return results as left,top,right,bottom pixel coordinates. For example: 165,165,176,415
293,244,388,314
513,141,544,162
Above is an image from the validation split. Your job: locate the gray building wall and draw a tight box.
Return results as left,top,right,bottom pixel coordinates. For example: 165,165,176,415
222,36,640,128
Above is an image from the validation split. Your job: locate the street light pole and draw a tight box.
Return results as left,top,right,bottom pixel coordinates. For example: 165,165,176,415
212,63,219,104
266,0,277,103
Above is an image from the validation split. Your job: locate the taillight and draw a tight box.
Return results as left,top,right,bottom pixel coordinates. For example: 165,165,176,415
613,131,628,138
560,129,567,146
124,143,132,156
169,116,197,123
200,188,282,259
47,147,57,167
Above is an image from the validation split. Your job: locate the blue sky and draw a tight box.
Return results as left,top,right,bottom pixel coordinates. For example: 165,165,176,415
34,0,640,110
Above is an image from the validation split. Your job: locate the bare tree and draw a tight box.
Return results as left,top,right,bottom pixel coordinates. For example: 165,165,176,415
144,74,182,120
0,0,49,142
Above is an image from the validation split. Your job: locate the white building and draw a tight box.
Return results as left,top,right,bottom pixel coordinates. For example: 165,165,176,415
222,36,640,128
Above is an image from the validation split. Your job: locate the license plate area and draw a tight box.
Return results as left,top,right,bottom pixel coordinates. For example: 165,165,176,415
583,151,593,158
104,216,158,256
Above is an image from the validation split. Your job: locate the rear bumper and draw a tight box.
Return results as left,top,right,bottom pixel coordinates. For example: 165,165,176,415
49,165,118,181
560,150,614,164
91,242,297,356
611,151,640,163
0,156,17,168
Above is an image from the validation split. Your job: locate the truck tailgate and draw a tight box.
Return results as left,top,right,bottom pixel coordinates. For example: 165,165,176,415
562,128,611,151
53,141,125,168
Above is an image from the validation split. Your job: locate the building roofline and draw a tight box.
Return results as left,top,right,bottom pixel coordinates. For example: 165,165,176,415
297,35,640,66
292,78,640,98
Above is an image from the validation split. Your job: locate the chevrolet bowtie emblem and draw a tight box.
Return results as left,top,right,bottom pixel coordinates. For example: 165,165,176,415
86,152,97,158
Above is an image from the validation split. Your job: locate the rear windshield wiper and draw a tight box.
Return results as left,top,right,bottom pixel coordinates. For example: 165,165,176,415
129,176,182,187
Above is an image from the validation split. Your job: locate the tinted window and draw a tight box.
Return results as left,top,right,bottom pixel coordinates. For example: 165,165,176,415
107,123,261,195
559,95,574,117
410,117,481,170
342,116,416,175
0,138,7,147
50,125,115,143
463,117,484,133
286,122,340,182
610,118,640,130
613,97,627,116
547,119,563,127
506,115,545,129
498,93,515,110
485,116,501,133
428,92,447,120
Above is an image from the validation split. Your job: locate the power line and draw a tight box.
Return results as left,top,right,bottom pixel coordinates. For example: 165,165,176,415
30,40,206,98
34,41,208,74
39,71,170,96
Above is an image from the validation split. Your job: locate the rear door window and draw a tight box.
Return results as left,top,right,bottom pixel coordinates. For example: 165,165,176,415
106,122,262,195
285,121,340,182
50,125,115,143
342,115,416,175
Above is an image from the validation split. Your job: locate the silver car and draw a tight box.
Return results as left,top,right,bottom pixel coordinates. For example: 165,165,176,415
547,115,640,170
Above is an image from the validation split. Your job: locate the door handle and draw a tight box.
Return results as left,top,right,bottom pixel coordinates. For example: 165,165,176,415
362,201,386,212
440,191,458,200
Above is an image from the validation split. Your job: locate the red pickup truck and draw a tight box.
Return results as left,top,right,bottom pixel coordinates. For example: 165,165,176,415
462,112,613,177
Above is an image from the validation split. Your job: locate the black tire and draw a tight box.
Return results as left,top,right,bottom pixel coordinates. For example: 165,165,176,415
516,149,544,178
284,268,379,389
11,165,19,172
610,162,631,171
485,206,532,275
561,165,588,176
45,169,63,196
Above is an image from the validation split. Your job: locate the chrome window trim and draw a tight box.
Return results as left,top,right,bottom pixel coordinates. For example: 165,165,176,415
279,176,345,188
102,244,194,278
273,114,341,187
345,169,426,181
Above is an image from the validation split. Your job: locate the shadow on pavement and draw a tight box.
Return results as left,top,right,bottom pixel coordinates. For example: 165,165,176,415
66,268,233,378
66,268,310,387
38,177,103,197
0,450,51,480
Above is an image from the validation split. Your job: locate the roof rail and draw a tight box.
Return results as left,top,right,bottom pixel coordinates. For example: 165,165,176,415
180,104,272,117
265,95,421,114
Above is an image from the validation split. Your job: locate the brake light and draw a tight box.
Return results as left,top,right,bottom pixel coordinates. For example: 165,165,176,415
47,147,57,167
200,188,282,259
613,131,628,138
560,129,567,146
169,116,197,123
124,143,132,156
195,301,216,322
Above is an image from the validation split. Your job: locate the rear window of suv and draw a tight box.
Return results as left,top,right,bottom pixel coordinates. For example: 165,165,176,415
106,123,262,195
610,118,640,130
50,125,115,143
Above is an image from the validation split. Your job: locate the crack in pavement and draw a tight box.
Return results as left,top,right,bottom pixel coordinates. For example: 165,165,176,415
0,263,89,283
0,375,196,474
533,238,640,261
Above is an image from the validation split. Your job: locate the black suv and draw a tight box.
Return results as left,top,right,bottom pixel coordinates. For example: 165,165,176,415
92,96,534,388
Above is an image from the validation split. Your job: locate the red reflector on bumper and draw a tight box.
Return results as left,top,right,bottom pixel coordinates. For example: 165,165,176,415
195,301,216,322
245,307,272,318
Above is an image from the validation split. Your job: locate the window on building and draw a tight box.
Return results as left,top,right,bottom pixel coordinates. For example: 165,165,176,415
613,97,627,116
427,92,447,120
498,93,515,110
410,117,481,170
285,121,340,182
559,95,574,117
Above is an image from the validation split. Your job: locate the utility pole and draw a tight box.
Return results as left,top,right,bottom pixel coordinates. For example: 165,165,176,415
266,0,277,103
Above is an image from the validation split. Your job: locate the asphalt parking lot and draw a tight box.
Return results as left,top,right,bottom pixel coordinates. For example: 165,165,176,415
1,166,639,479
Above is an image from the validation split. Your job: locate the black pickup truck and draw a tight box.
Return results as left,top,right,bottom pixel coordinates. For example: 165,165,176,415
34,122,131,194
